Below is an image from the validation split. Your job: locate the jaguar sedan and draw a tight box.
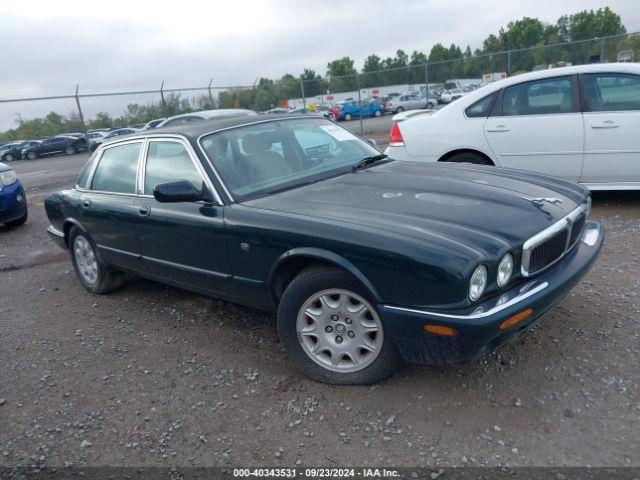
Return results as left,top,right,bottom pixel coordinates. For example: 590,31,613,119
45,115,603,384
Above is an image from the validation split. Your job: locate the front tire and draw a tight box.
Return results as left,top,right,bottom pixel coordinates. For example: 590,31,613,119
373,109,382,117
69,227,125,294
277,266,402,384
395,106,404,113
344,113,352,121
4,154,14,162
65,145,76,155
26,151,37,160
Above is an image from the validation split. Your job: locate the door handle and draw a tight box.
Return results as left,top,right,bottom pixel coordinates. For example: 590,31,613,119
138,205,151,216
591,121,619,129
82,199,92,209
486,125,510,132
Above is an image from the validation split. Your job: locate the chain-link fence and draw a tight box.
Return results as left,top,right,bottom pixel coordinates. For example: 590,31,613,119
1,31,639,136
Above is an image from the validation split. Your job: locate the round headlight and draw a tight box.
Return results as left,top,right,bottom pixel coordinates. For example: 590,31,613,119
469,265,487,302
497,253,514,288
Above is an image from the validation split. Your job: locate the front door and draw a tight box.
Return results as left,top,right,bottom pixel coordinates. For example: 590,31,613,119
80,140,144,270
134,138,233,296
484,75,584,181
580,72,640,184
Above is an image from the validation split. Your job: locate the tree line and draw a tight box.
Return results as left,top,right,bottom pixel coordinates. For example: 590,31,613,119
1,7,635,142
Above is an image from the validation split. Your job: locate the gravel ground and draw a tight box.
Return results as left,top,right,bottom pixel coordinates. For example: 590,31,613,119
0,135,639,470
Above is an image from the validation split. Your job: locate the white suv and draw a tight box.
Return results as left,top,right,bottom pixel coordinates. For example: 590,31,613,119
385,63,640,190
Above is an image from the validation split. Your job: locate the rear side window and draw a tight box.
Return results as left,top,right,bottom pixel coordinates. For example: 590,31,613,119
465,91,498,118
91,142,142,193
77,152,98,188
143,141,204,195
583,73,640,112
502,76,573,116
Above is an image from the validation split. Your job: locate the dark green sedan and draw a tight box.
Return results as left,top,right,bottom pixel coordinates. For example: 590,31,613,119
45,114,604,384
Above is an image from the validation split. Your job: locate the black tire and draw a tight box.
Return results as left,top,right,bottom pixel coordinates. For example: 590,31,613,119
395,106,404,113
68,227,125,294
4,153,14,162
5,209,27,227
373,109,382,117
26,151,37,160
444,151,492,165
344,113,352,121
277,266,403,385
65,145,76,155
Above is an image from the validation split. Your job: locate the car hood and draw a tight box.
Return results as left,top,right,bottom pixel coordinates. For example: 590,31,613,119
243,161,588,258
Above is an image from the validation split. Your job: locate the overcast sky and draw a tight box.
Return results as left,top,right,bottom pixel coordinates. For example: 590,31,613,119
1,0,638,130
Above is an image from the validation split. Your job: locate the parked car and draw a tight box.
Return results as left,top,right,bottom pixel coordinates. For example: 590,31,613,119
21,136,88,160
385,63,640,190
86,131,107,151
44,115,603,384
0,141,40,162
143,118,167,130
128,123,145,130
385,94,434,113
338,101,385,121
267,107,291,114
311,105,340,120
156,109,256,128
439,89,465,103
0,162,27,226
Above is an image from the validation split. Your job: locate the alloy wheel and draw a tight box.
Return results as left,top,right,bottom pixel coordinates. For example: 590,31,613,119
73,236,98,285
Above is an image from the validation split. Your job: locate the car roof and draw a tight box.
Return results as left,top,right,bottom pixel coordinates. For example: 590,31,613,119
102,114,324,145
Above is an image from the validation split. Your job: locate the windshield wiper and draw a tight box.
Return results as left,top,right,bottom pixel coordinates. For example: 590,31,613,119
351,154,388,172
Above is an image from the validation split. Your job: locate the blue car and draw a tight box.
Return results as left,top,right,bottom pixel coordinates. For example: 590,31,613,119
0,162,28,227
338,101,385,121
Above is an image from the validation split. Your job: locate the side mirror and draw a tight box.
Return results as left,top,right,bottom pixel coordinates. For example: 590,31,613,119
153,180,211,203
366,139,378,148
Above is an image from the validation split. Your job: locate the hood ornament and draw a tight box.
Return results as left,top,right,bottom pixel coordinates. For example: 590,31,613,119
523,196,562,207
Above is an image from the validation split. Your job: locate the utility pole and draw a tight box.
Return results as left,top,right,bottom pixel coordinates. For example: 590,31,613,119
355,72,363,135
300,76,306,109
424,63,429,103
208,79,215,108
74,85,85,130
507,51,511,76
160,80,166,116
600,37,606,63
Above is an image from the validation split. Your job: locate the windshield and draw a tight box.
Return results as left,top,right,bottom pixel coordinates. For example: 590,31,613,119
200,117,382,201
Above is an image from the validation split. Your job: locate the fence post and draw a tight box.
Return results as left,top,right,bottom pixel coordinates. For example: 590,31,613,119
355,73,363,135
160,80,166,115
600,37,606,63
208,79,215,108
300,76,306,109
424,63,429,103
74,85,85,130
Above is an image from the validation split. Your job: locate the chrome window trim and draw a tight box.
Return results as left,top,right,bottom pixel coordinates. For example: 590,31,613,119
384,281,549,320
521,202,588,277
79,134,223,205
138,136,222,205
195,115,330,203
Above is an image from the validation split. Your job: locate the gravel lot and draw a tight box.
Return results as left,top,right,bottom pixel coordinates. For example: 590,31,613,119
1,123,639,470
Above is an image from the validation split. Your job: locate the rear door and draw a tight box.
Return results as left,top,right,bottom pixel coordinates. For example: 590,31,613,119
483,75,584,181
80,140,144,270
134,138,233,296
580,72,640,184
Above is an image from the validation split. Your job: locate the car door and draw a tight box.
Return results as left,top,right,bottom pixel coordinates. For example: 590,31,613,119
133,138,233,296
483,75,584,181
580,72,640,184
80,140,144,270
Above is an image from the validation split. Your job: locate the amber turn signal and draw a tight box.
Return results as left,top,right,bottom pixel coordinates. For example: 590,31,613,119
499,308,533,330
423,324,458,337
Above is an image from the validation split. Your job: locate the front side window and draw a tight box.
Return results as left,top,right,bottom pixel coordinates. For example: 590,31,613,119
200,118,381,201
502,76,573,116
465,91,498,118
144,141,204,195
583,73,640,112
91,142,142,193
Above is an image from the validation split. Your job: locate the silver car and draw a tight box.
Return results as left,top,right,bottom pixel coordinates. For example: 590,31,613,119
385,94,434,114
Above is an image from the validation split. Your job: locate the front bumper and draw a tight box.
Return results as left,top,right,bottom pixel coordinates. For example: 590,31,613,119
378,220,604,365
0,181,27,223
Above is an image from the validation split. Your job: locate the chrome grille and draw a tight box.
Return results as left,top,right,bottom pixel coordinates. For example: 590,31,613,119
521,203,588,277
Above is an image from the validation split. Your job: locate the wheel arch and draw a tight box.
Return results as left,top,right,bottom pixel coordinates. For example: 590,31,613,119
268,248,380,306
438,148,496,165
62,218,88,248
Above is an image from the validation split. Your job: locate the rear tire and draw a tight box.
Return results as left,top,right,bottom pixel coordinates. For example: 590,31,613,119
65,145,76,155
443,151,492,165
373,109,382,117
69,227,125,294
395,107,404,113
4,154,14,162
344,113,352,121
277,266,403,385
